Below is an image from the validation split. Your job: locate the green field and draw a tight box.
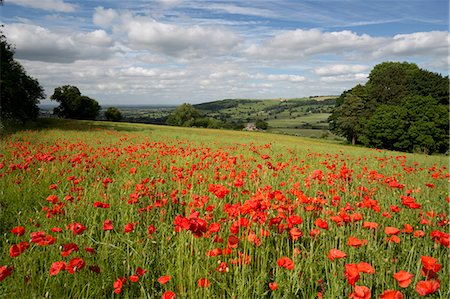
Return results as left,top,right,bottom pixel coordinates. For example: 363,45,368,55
1,119,448,298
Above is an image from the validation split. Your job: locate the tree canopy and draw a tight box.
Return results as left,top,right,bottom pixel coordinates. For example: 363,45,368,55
329,62,449,154
51,85,101,120
0,32,45,123
166,103,201,127
105,107,123,122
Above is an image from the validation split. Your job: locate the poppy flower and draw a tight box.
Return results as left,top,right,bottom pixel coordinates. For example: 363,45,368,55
227,235,239,248
0,266,14,282
362,222,379,230
9,242,29,258
215,262,229,273
344,264,360,286
269,282,278,291
357,262,375,274
124,222,135,233
386,235,401,244
197,277,210,288
380,290,403,299
384,227,400,235
289,227,303,241
66,257,85,274
67,222,86,235
420,256,441,278
158,275,171,284
415,280,440,296
129,275,139,282
103,220,113,231
113,277,127,294
327,248,346,261
135,267,146,277
314,218,329,230
162,291,176,299
61,243,79,257
401,224,413,234
347,236,366,248
277,257,294,270
11,226,25,236
394,270,414,288
50,261,67,276
349,285,371,299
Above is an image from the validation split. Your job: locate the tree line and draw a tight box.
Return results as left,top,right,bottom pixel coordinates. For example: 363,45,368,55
329,62,449,154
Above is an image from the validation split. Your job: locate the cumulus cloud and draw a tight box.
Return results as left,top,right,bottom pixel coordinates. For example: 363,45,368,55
93,7,119,28
245,29,385,59
12,0,77,12
314,64,369,76
374,31,449,57
4,23,114,63
122,17,241,58
267,74,306,82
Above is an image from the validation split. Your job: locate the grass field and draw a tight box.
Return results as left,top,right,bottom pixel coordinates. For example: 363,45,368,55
1,119,448,298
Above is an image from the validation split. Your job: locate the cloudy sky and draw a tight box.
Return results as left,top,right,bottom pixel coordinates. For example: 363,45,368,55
3,0,449,106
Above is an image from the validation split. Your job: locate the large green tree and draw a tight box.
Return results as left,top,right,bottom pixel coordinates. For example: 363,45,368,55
105,107,122,122
0,32,45,123
51,85,100,120
166,103,201,127
329,61,449,153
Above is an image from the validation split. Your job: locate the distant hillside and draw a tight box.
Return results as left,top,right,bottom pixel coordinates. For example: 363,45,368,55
193,97,339,138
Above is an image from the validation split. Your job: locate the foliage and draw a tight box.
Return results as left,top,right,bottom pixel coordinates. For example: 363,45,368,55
51,85,101,120
166,103,201,127
255,119,268,130
329,62,449,153
0,32,45,123
104,107,122,122
0,119,448,298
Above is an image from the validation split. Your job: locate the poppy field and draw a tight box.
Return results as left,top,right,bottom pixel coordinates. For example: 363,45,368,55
1,120,448,298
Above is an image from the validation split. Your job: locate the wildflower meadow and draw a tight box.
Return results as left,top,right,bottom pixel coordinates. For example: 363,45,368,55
1,120,448,298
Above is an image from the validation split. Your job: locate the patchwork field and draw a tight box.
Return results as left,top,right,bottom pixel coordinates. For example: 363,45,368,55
1,119,448,298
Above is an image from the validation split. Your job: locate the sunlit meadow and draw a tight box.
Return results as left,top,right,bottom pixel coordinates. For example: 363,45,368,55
1,119,448,298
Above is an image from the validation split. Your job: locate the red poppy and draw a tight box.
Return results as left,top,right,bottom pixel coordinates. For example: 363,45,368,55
344,264,360,286
66,257,85,274
9,242,29,258
314,218,329,230
415,280,440,296
401,224,413,234
327,248,346,261
349,285,371,299
158,275,171,284
50,261,67,276
11,226,25,236
289,227,303,241
227,235,239,248
61,243,79,257
269,282,278,291
386,235,401,243
394,270,414,288
129,275,139,282
384,227,400,235
347,236,366,248
0,265,14,282
420,256,441,278
357,262,375,274
197,277,210,288
362,222,379,229
124,222,135,233
113,277,127,294
162,291,176,299
103,220,113,231
277,257,294,270
67,222,86,235
380,290,403,299
135,267,146,277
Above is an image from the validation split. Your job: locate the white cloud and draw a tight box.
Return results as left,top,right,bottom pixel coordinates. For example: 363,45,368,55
93,7,119,28
11,0,76,12
245,29,385,59
121,16,241,58
374,31,449,57
4,23,114,63
267,74,306,82
320,73,369,83
314,64,369,76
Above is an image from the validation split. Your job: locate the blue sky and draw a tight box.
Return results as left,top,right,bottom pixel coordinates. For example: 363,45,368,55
2,0,449,105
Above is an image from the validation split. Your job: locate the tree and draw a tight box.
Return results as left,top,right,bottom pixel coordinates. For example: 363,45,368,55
51,85,100,120
105,107,122,122
0,31,45,123
255,119,268,130
166,103,201,127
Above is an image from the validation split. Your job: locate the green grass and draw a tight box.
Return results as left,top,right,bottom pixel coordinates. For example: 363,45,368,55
1,119,448,298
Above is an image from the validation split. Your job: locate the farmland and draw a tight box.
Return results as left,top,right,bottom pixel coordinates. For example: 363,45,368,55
1,119,448,298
